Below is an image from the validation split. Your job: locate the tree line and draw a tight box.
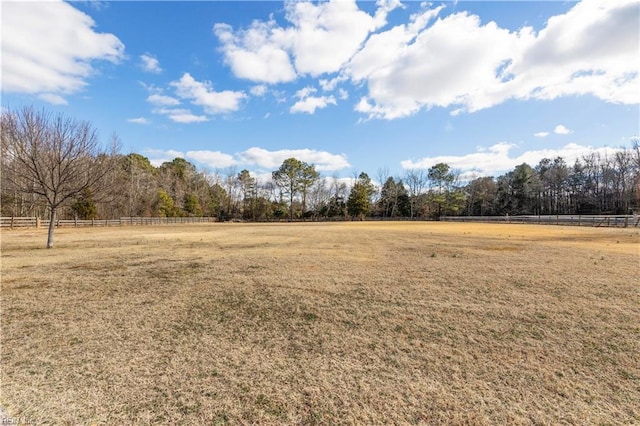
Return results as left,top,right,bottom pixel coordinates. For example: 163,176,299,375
2,107,639,246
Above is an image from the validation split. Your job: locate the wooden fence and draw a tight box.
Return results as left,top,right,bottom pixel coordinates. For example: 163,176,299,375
0,216,217,229
440,215,640,228
2,215,638,229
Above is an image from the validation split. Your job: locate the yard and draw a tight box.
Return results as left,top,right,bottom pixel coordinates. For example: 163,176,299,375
1,222,638,424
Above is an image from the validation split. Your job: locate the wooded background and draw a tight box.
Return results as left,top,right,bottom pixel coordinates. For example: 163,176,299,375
3,107,639,224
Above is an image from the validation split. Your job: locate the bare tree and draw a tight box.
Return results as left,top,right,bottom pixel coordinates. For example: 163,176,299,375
1,107,118,248
405,169,428,218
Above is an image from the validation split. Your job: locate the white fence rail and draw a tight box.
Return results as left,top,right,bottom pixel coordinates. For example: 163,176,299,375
440,215,639,228
0,217,217,229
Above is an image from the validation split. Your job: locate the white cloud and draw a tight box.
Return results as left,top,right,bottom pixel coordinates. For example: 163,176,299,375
319,76,343,91
554,124,573,135
213,21,297,84
508,0,640,104
145,149,186,166
144,146,350,172
290,96,337,114
162,109,209,124
347,5,444,83
401,142,627,178
283,0,397,76
289,86,337,114
146,93,180,106
402,142,516,175
348,0,639,119
1,0,124,102
238,147,350,171
337,88,349,100
170,73,247,114
294,86,317,99
354,96,407,120
151,108,208,123
127,117,150,125
534,125,572,137
143,74,245,123
185,150,237,169
250,84,268,97
38,93,68,105
144,87,209,123
348,7,523,119
213,0,401,83
140,53,162,74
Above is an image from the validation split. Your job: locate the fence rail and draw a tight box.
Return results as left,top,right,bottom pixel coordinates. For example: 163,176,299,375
440,215,640,228
0,216,218,229
2,215,638,228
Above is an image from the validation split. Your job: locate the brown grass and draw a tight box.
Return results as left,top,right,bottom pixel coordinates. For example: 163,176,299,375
1,222,639,425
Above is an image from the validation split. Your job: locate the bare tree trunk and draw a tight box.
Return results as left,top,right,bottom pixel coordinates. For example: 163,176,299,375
47,207,56,248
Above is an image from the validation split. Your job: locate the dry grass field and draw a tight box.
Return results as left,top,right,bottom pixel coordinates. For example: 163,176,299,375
1,222,638,425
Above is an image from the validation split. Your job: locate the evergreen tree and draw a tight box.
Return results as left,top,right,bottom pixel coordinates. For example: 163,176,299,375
71,188,98,220
155,189,181,217
183,192,203,217
347,173,375,220
272,158,319,220
427,163,455,218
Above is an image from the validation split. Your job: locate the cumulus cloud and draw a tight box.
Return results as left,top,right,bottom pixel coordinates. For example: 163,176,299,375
159,108,208,124
170,73,247,114
350,0,639,119
534,125,573,137
289,86,336,114
143,73,246,123
213,0,401,83
127,117,150,125
146,93,180,106
290,96,337,113
250,84,268,97
145,147,350,172
145,149,186,166
185,150,237,169
213,21,297,84
401,142,626,179
146,149,236,168
212,0,637,119
349,6,527,119
508,0,639,104
319,76,345,91
1,0,124,103
554,125,573,135
144,88,207,123
283,0,397,76
347,5,444,83
238,147,350,171
140,53,162,73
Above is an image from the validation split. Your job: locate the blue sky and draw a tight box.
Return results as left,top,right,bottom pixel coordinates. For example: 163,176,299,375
2,0,639,182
